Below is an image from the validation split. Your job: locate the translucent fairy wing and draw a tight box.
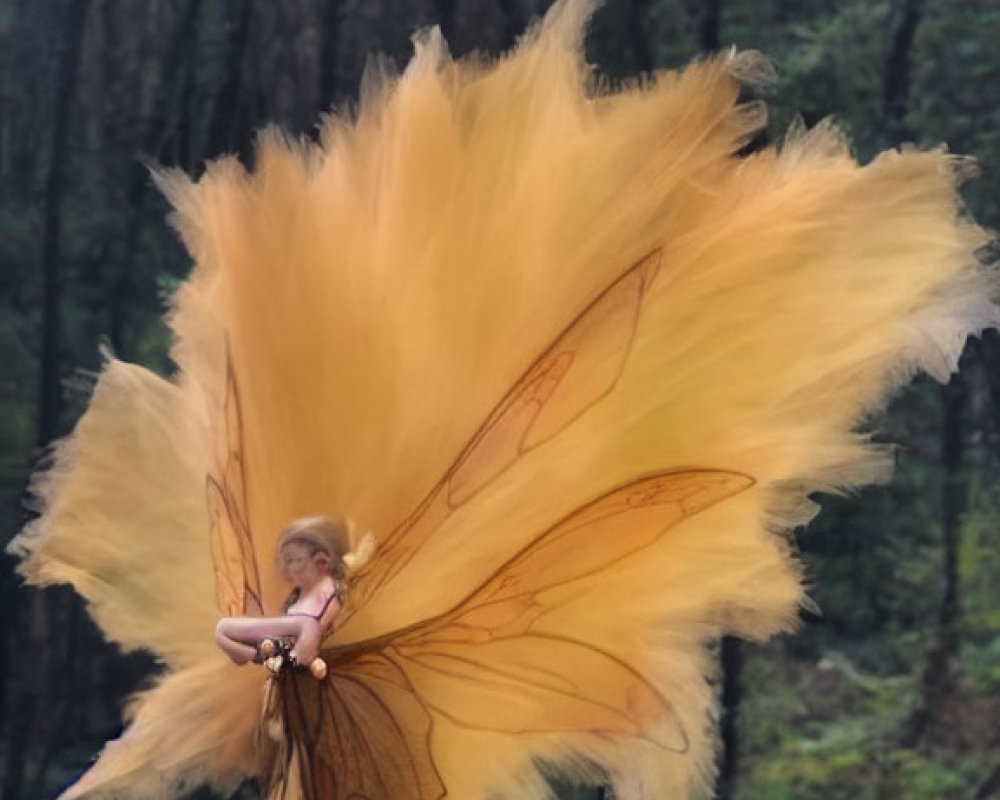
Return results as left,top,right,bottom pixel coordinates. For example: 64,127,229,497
343,249,663,622
386,469,751,750
393,635,682,748
269,658,445,800
428,469,753,609
206,346,264,617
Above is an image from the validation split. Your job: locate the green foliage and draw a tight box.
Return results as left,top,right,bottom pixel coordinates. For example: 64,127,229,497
769,3,888,152
739,641,998,799
910,0,1000,225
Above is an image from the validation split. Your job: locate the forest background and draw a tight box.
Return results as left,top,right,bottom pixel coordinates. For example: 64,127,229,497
1,0,999,799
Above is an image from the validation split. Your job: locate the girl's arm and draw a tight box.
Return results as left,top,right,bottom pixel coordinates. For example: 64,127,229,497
215,615,317,665
289,594,341,665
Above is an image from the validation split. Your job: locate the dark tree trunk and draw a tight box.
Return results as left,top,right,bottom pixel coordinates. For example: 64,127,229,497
434,0,457,43
29,588,84,797
3,590,49,800
900,374,966,747
0,0,48,202
716,636,743,799
627,0,653,73
0,556,11,729
972,762,1000,800
5,3,92,797
37,0,92,448
173,4,204,171
882,0,924,143
496,0,527,50
109,0,201,355
319,0,343,110
205,0,253,159
938,377,965,650
973,328,1000,445
698,0,722,52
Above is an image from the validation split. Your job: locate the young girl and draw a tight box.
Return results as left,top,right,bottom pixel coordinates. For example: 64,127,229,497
214,516,347,675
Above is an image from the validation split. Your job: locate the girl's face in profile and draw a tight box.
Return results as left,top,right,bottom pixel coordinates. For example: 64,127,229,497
280,541,326,587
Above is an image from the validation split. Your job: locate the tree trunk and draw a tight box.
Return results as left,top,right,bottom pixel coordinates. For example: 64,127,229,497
627,0,653,73
715,636,743,799
172,5,204,171
108,0,200,355
698,0,722,52
972,762,1000,800
319,0,343,109
972,329,1000,446
3,591,48,800
205,0,253,159
5,3,93,796
0,0,46,201
882,0,925,143
37,0,92,447
496,0,526,50
900,374,965,747
434,0,457,44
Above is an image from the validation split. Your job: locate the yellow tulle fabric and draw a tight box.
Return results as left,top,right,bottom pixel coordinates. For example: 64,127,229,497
9,1,997,798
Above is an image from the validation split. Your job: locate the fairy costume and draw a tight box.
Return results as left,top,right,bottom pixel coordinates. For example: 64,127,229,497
8,1,997,799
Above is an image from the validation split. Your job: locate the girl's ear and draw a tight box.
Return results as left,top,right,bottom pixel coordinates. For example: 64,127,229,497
312,552,331,570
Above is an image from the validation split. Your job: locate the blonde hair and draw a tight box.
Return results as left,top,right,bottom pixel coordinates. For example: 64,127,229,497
277,516,350,580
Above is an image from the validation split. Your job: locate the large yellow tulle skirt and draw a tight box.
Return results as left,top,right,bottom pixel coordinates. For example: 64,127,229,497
9,1,996,798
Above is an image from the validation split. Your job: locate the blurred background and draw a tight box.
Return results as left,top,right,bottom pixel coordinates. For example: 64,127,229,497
1,0,999,798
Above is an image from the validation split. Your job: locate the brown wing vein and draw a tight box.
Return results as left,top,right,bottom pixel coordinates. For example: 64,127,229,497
206,343,263,616
346,249,663,613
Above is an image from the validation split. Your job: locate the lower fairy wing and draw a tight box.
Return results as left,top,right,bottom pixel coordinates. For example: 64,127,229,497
265,657,444,800
386,469,752,750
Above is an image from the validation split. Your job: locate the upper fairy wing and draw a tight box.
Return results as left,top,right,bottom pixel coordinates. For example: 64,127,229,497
342,249,665,625
205,346,264,617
